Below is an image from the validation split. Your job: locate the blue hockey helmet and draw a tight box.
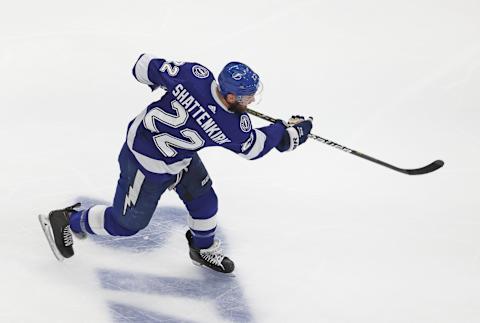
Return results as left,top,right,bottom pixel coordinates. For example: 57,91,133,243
218,62,260,97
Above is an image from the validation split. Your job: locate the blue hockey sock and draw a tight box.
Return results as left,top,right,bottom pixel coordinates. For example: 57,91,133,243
69,211,83,233
70,206,138,236
69,210,94,234
191,228,215,249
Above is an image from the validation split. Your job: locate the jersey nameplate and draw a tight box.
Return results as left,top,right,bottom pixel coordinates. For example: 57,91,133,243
172,84,231,145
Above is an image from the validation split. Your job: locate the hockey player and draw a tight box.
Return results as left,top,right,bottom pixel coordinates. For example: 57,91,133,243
39,55,313,274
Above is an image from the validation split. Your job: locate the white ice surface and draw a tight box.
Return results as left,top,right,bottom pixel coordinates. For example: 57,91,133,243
1,0,480,322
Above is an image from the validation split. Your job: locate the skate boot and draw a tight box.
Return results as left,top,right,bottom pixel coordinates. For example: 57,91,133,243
38,202,82,261
186,230,235,273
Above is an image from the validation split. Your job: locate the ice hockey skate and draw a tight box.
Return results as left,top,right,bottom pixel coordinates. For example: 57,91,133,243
38,203,82,261
186,230,235,274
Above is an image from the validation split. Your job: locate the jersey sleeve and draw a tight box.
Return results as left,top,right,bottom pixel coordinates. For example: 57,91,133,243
224,119,286,160
132,53,207,91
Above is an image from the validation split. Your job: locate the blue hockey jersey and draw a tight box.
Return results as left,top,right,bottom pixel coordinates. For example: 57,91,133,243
127,53,286,175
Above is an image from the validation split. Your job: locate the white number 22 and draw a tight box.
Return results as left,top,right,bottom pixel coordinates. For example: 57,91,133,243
143,101,204,157
159,61,184,77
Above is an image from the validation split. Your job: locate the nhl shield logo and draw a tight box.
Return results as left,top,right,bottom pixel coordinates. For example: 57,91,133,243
240,115,251,132
192,65,210,79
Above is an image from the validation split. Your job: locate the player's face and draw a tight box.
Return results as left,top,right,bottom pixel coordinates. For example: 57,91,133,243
238,95,255,106
228,100,248,113
229,95,254,113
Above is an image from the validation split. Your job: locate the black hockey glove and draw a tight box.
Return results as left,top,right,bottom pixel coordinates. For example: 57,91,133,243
276,116,313,152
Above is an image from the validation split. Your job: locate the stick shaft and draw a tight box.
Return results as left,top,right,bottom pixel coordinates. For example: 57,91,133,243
246,108,444,175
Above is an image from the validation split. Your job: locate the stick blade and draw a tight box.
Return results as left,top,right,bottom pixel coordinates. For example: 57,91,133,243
403,160,444,175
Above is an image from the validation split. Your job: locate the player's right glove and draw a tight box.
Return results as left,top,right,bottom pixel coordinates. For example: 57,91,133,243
275,115,313,152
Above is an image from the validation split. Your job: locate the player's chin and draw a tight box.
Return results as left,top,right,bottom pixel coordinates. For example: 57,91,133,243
228,102,248,114
237,105,248,113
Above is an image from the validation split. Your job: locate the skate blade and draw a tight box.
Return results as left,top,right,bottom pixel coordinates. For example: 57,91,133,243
38,214,65,262
192,260,202,267
191,260,236,277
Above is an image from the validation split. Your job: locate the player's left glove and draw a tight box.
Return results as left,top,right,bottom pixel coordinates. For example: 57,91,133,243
276,115,313,152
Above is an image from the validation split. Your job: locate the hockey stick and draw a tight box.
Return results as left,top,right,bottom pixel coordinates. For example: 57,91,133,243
246,108,444,175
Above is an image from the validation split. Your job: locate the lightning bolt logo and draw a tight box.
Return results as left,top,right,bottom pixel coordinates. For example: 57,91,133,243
123,170,146,215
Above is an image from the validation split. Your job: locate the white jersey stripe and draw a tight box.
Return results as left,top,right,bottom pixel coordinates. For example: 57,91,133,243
239,129,267,160
87,205,110,236
134,53,155,85
127,109,192,174
187,215,217,232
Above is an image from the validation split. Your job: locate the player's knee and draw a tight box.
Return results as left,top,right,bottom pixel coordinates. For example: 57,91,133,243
110,192,160,233
105,207,142,236
106,220,139,236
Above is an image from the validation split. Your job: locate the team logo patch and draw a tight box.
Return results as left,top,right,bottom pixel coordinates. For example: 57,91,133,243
232,72,243,80
192,65,210,79
240,115,251,132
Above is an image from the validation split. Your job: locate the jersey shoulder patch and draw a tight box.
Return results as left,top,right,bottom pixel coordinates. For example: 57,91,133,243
191,64,210,79
240,114,252,132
